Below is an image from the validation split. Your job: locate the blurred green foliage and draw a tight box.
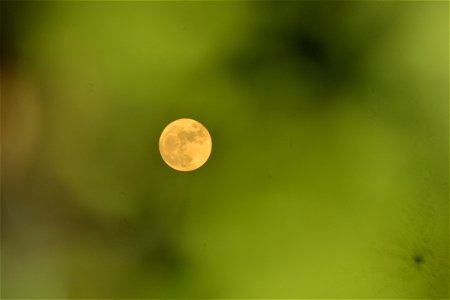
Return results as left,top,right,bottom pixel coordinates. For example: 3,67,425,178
1,1,448,298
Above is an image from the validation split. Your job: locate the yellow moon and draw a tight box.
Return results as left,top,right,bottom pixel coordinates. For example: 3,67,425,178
159,118,212,171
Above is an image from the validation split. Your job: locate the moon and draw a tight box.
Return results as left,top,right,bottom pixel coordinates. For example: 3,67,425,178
159,118,212,171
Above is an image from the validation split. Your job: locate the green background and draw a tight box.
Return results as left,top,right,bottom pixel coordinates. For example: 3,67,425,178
1,1,448,298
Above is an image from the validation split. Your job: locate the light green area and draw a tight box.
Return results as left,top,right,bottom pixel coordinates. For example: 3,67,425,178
1,1,448,298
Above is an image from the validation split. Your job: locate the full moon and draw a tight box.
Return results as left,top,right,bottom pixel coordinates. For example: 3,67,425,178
159,118,212,171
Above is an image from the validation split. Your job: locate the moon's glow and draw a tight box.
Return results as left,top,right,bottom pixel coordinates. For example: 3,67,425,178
159,118,212,171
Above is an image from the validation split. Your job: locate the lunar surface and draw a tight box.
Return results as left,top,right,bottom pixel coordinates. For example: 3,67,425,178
159,118,212,171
